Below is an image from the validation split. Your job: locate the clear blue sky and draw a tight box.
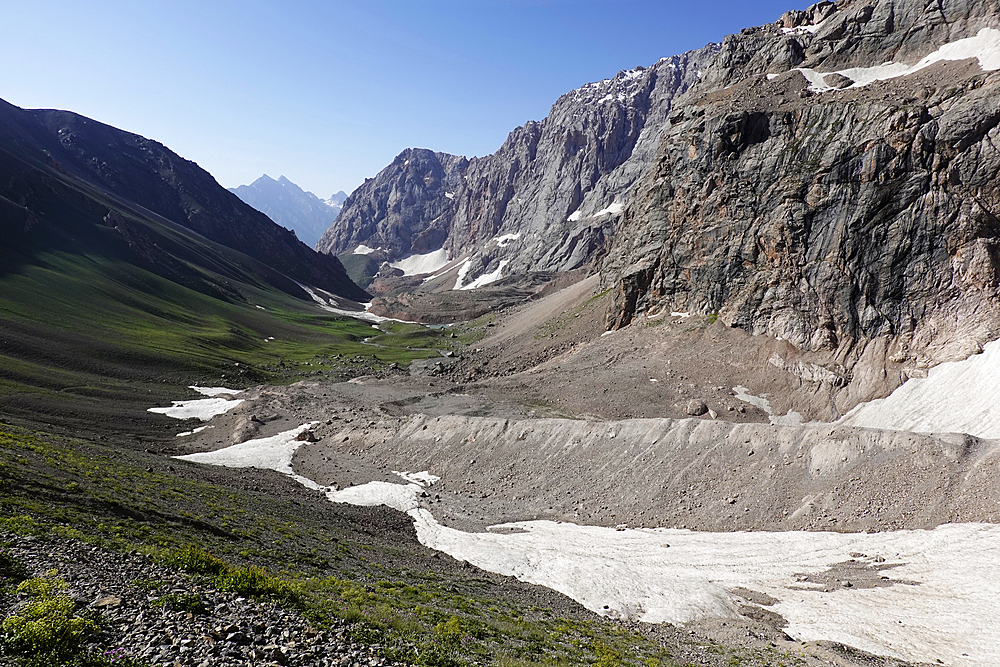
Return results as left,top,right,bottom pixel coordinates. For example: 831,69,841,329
3,0,803,197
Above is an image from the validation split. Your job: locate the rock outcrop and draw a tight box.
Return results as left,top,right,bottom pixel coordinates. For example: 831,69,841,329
317,46,719,283
599,0,1000,404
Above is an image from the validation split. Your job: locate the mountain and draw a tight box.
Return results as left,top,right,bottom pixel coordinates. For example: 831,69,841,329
318,0,1000,418
599,0,1000,414
316,45,719,285
324,189,348,210
230,175,345,247
0,99,368,303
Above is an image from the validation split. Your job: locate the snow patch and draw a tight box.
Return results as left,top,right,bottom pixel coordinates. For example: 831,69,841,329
594,201,624,217
458,260,509,291
174,423,324,491
795,27,1000,92
176,425,214,437
393,471,440,487
837,338,1000,438
354,244,377,255
148,396,243,422
495,233,521,248
299,284,414,324
390,248,450,276
190,386,243,397
567,210,583,222
179,434,1000,666
331,480,1000,667
733,386,804,426
444,192,455,200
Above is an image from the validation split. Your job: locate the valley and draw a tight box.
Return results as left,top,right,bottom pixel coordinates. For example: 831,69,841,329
3,0,1000,666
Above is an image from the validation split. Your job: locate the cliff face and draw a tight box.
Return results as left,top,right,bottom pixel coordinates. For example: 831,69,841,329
316,148,468,259
598,0,1000,411
317,46,719,280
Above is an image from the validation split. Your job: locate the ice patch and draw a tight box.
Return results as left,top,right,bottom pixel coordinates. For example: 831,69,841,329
837,338,1000,439
795,27,1000,92
354,244,377,255
458,260,508,291
390,248,450,276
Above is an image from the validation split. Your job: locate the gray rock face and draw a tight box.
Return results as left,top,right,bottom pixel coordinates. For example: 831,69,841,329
600,0,1000,377
317,46,719,283
316,148,468,259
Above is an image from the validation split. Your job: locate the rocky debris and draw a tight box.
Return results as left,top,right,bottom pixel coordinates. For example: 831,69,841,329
0,536,403,667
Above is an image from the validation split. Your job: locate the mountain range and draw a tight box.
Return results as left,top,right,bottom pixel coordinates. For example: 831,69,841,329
316,0,1000,419
230,174,347,247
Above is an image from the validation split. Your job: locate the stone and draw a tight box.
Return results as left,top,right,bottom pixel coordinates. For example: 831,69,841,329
686,400,709,416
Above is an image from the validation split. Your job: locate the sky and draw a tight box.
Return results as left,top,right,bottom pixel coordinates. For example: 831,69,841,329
3,0,804,198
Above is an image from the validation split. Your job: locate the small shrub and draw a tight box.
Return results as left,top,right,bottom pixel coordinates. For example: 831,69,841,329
159,545,226,575
2,571,98,659
216,566,298,604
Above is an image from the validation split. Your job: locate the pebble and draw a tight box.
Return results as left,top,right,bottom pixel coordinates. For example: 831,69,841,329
0,535,407,667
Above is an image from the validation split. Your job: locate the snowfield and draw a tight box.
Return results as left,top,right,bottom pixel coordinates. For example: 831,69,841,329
389,248,450,276
837,338,1000,439
168,414,1000,667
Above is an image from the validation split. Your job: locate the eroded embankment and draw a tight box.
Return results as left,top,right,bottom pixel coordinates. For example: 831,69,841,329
297,414,1000,533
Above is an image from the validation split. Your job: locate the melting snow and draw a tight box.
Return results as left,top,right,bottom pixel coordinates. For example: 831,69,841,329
733,386,805,426
458,260,509,291
190,386,243,397
393,471,440,487
176,425,214,437
174,423,324,491
795,27,1000,92
495,233,521,248
390,248,450,276
837,338,1000,439
172,420,1000,667
148,395,243,422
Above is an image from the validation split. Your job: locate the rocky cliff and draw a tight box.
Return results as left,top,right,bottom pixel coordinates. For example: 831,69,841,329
599,0,1000,414
317,46,719,282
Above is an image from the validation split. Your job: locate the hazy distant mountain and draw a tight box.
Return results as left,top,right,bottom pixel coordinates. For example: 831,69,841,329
231,175,344,247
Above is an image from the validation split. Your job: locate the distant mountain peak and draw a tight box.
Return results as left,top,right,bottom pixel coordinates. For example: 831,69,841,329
231,174,346,248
